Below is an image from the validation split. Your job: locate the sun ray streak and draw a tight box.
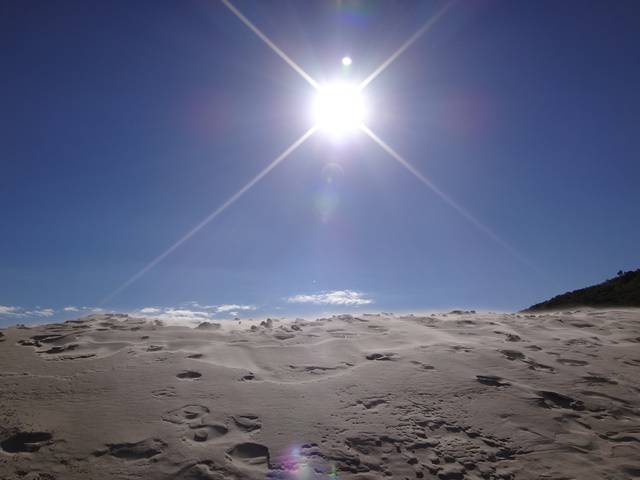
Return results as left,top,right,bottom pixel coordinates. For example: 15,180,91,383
101,126,318,305
360,124,537,270
220,0,320,90
358,0,457,91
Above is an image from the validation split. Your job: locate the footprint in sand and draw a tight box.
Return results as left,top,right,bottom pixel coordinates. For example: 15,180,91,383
173,460,234,480
490,329,522,341
31,334,67,344
357,398,388,409
273,332,296,340
367,324,389,332
451,345,473,353
162,405,210,425
289,363,352,374
526,360,556,372
556,358,588,366
499,349,525,361
151,387,176,398
621,466,640,478
499,349,556,372
580,375,618,385
176,370,202,379
535,391,585,411
227,442,270,467
1,431,53,453
570,321,594,328
410,360,435,370
42,344,79,354
94,438,166,460
366,353,397,361
476,375,510,387
232,414,261,433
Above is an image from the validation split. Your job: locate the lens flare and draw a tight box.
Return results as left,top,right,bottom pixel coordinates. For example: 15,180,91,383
220,0,319,89
360,124,538,271
314,191,339,223
101,126,317,305
277,443,339,478
102,0,541,304
358,0,458,90
321,162,344,184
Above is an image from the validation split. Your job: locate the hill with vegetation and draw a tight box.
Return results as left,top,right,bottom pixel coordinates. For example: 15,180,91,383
524,268,640,311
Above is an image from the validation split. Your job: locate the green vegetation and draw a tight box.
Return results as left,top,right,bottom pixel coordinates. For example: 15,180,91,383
524,269,640,312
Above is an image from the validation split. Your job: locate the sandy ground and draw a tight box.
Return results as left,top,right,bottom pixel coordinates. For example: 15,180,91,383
0,310,639,480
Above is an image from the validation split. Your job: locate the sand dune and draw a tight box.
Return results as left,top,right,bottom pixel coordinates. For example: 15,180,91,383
1,310,639,479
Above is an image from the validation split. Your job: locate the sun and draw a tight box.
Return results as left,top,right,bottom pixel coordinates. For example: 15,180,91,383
313,83,366,137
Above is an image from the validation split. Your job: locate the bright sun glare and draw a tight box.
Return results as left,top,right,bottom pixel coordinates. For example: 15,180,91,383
313,83,366,136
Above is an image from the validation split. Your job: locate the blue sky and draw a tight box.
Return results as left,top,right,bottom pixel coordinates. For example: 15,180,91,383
2,0,639,325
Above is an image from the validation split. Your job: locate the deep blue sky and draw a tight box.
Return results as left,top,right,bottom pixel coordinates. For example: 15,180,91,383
2,0,639,325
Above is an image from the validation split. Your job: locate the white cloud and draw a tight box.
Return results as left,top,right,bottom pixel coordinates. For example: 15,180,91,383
130,307,212,325
0,306,56,318
287,290,373,306
0,305,20,315
162,309,210,319
62,306,103,314
139,307,161,314
132,303,257,324
216,304,256,313
184,301,216,310
27,308,55,317
152,308,214,325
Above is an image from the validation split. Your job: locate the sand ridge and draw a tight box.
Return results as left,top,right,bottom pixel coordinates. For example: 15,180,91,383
1,310,639,479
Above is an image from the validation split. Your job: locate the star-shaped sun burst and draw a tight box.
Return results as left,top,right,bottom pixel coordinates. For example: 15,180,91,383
103,0,535,305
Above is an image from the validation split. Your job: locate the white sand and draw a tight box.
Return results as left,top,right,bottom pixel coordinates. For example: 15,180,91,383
1,309,639,479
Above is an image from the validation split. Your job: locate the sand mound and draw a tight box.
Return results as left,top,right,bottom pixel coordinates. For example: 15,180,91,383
1,310,639,479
